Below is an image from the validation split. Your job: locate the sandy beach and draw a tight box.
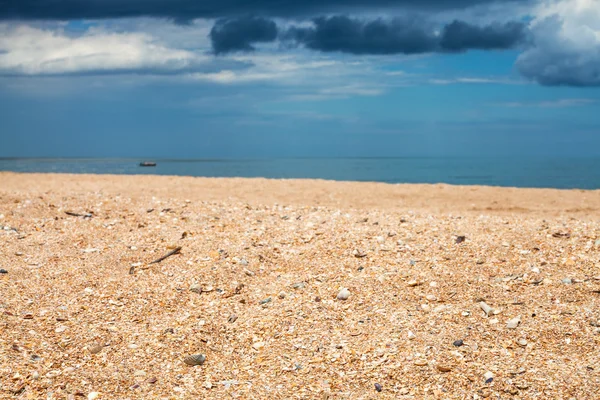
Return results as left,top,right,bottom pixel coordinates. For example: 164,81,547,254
1,172,599,399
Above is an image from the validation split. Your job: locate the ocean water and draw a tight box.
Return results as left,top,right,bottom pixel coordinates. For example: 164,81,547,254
1,157,600,190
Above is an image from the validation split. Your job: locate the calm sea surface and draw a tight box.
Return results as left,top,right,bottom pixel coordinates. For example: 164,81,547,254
1,157,600,190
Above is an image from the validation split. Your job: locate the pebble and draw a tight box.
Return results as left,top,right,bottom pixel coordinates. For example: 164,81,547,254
183,354,206,366
134,370,146,377
374,383,383,392
252,341,265,350
414,359,428,366
337,288,351,300
531,267,540,274
0,269,7,274
189,284,203,294
240,259,249,266
259,297,272,305
88,344,103,354
55,326,67,333
407,280,420,287
426,294,437,302
407,331,416,340
506,315,521,329
278,291,286,299
31,371,39,380
228,314,238,323
437,364,452,372
292,282,305,289
517,338,528,347
453,339,464,347
561,278,572,285
88,393,99,400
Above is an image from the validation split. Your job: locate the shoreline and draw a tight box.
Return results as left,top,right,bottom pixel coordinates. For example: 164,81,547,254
2,172,600,218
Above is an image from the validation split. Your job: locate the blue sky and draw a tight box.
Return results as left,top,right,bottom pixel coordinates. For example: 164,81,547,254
0,0,599,158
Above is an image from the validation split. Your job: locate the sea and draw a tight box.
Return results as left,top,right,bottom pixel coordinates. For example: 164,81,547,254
1,157,600,190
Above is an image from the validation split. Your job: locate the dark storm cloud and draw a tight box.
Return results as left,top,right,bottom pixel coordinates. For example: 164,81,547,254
213,15,528,55
439,20,528,52
210,17,278,54
285,16,438,55
0,0,530,20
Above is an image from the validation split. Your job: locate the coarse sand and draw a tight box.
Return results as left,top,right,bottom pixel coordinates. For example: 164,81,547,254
1,172,599,399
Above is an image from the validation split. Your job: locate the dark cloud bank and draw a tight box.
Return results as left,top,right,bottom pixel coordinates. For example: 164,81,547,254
0,0,529,20
211,16,528,55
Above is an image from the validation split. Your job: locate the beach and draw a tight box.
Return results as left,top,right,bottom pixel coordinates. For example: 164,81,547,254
1,172,599,399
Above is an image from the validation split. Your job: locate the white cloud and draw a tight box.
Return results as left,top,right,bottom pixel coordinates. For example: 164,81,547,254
0,24,212,75
499,98,597,108
516,0,600,86
429,77,524,85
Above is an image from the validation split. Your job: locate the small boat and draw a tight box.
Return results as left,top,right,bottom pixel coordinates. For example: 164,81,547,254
139,161,157,167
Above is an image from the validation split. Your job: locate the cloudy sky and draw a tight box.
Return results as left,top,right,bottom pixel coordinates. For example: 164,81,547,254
1,0,599,158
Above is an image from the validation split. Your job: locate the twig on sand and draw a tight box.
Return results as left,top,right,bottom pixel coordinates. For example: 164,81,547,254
65,211,93,218
149,247,182,265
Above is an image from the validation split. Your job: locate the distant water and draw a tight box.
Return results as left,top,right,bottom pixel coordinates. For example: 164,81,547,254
1,157,600,190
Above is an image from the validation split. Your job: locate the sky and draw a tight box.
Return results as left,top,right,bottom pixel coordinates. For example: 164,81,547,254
0,0,599,158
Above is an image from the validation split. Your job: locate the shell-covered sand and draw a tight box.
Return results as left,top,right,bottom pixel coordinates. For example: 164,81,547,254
1,172,600,399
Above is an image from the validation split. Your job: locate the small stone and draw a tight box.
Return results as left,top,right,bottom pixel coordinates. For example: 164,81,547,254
414,359,428,366
0,269,7,274
461,311,470,317
399,388,410,395
374,383,383,392
190,284,203,294
429,281,438,287
561,278,572,285
489,318,499,324
455,235,466,244
453,340,464,347
23,312,33,319
407,280,420,287
127,344,138,349
55,326,67,333
278,291,286,299
183,354,206,366
244,269,254,276
240,259,249,266
228,314,238,323
315,296,321,302
292,282,305,289
87,393,99,400
426,294,437,302
252,341,265,350
88,344,103,354
337,288,351,300
259,297,272,305
146,377,158,384
407,331,416,340
437,364,452,372
517,338,528,347
31,371,39,380
134,370,146,377
531,267,540,274
506,315,521,329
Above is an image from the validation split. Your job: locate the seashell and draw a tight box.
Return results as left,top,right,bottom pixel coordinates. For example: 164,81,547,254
337,288,351,300
183,354,206,366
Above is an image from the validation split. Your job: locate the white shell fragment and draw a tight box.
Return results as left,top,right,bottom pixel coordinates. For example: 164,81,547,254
479,302,494,317
507,315,522,329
